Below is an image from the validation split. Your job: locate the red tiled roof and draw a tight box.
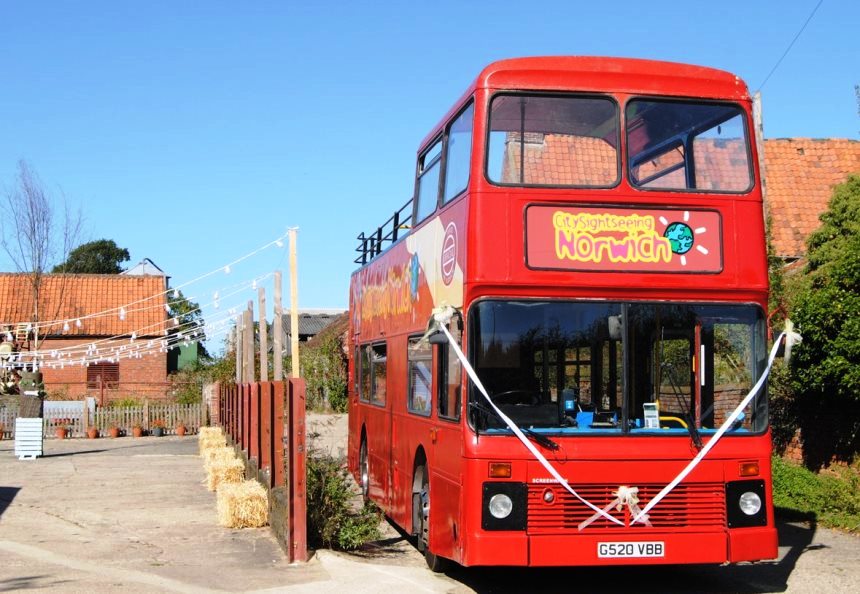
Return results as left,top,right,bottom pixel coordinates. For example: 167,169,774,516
763,138,860,259
0,273,168,337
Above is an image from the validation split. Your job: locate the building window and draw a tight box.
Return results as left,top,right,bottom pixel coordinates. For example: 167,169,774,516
87,363,119,389
408,337,432,416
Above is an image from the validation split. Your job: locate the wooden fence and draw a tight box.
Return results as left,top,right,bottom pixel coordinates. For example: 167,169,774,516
218,379,307,563
0,402,207,439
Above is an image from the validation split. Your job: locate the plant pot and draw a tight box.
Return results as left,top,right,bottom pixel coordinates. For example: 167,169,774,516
109,427,121,438
55,427,68,439
87,427,99,439
176,425,187,437
132,426,144,438
152,427,165,437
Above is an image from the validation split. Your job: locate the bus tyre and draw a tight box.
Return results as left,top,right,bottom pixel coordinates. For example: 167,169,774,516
416,464,445,573
359,437,369,500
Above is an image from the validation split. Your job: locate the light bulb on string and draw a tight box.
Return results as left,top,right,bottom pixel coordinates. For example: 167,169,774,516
172,289,179,298
119,307,126,320
276,238,284,248
224,265,231,274
63,321,70,332
75,319,82,329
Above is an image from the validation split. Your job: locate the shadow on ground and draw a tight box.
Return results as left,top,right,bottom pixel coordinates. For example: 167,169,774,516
0,486,20,520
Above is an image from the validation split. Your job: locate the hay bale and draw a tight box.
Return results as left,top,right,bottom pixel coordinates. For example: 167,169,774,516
202,446,235,472
206,455,245,492
198,427,226,454
216,480,269,528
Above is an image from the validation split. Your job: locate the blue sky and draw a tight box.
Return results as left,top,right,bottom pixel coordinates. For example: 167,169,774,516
1,1,857,349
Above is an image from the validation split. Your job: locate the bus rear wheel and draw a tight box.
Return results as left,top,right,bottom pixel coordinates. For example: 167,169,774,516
414,464,445,573
359,438,369,500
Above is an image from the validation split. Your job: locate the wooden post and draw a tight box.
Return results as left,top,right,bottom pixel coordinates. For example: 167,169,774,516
143,399,149,431
243,301,255,383
258,286,269,382
273,271,284,381
235,322,243,384
289,229,300,378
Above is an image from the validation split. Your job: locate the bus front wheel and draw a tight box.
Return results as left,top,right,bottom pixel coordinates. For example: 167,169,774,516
414,464,445,573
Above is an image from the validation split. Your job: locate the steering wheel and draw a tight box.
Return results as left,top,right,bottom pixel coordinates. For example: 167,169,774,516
492,389,539,406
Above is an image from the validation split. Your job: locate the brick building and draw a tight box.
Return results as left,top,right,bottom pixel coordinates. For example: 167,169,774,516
0,273,170,402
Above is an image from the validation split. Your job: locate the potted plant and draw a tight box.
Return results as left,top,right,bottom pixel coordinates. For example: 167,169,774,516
55,419,70,439
0,422,5,440
151,418,166,437
108,424,121,438
132,422,144,438
87,426,99,439
175,421,187,437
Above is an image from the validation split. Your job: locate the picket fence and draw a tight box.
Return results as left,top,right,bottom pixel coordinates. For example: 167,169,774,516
0,402,207,439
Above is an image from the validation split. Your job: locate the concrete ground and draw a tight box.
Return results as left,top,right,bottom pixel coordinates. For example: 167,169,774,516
0,433,461,593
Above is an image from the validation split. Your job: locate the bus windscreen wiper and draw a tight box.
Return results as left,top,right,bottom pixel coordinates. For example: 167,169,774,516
469,400,560,451
661,362,703,450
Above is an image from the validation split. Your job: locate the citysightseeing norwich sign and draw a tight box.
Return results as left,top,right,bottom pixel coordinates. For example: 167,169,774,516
526,205,722,273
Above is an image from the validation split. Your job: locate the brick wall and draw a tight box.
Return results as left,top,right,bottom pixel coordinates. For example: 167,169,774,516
38,337,168,401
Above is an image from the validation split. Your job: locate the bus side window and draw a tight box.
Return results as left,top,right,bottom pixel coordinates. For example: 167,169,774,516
370,343,387,406
359,345,371,402
437,330,462,421
407,337,432,416
414,139,442,224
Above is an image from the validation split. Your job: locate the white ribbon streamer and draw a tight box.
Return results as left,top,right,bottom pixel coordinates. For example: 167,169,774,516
631,328,799,524
434,307,623,526
578,486,652,530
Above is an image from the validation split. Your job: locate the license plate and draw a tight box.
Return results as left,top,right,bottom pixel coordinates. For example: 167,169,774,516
597,541,665,558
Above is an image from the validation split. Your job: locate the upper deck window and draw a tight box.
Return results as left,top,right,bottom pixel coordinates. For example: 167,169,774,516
415,139,442,224
487,94,619,187
626,100,752,193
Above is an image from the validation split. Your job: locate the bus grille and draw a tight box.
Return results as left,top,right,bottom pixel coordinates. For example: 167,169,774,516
527,483,726,533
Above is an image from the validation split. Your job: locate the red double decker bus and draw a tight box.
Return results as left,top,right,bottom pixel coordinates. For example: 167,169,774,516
348,56,778,570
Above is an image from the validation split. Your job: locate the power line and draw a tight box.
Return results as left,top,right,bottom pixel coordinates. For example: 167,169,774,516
757,0,824,92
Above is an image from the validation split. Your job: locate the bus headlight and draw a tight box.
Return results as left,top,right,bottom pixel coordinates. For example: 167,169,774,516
482,482,526,530
738,491,762,516
726,479,767,528
488,494,513,519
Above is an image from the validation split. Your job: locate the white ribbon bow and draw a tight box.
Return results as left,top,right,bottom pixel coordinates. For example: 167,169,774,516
578,485,652,531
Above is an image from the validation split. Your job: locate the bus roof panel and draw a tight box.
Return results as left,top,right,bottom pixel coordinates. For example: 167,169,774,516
477,56,749,101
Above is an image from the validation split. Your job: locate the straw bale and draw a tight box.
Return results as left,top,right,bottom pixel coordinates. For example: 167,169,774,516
202,446,235,472
216,480,269,528
206,456,245,492
198,427,226,454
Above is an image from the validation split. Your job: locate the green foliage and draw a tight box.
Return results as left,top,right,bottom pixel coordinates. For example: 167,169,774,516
302,334,348,412
790,175,860,402
767,361,798,454
306,451,381,550
170,364,205,404
766,215,787,327
53,239,129,273
772,456,860,532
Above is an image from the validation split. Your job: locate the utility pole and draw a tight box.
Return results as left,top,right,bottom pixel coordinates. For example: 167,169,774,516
273,270,284,381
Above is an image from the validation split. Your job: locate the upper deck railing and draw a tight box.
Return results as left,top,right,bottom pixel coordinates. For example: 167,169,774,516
354,198,413,265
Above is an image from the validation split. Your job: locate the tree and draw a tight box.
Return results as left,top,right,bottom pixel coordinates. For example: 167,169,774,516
168,289,209,360
1,160,82,354
53,239,130,273
788,174,860,466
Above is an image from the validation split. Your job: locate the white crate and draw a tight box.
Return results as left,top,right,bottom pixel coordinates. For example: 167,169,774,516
14,418,44,460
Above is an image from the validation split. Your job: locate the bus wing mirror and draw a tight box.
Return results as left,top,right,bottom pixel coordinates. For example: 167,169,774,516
428,330,448,345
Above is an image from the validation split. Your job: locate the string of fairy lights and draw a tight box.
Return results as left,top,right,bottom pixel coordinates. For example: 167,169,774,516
0,231,292,373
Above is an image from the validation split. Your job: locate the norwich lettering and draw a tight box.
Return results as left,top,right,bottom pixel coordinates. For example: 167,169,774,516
554,212,672,265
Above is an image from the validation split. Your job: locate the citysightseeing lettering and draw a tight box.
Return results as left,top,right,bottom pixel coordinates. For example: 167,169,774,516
359,263,414,323
553,211,673,265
